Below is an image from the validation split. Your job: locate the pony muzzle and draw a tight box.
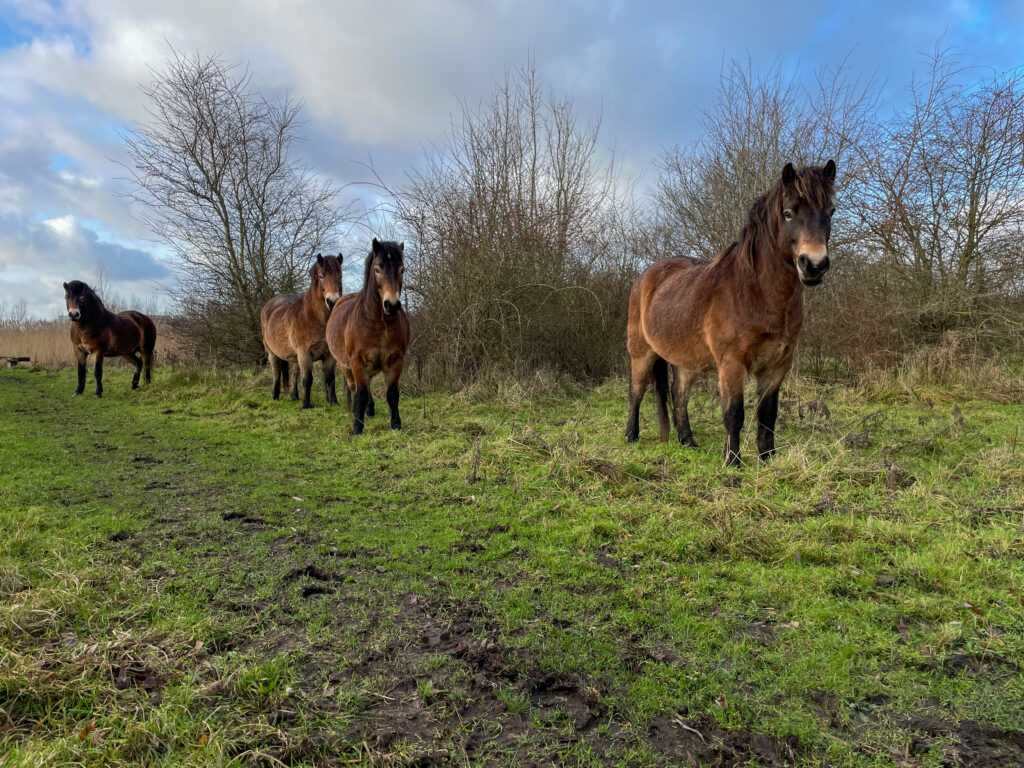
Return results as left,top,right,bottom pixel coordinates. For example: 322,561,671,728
325,293,340,311
382,298,401,316
68,310,81,321
796,251,830,286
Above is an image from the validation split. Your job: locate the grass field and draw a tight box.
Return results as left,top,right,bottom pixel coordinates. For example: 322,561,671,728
1,364,1023,767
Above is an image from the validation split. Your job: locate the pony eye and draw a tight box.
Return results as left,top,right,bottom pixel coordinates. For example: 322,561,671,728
783,209,794,221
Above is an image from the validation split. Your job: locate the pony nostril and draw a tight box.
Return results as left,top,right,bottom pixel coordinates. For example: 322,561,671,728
820,256,831,272
798,255,810,272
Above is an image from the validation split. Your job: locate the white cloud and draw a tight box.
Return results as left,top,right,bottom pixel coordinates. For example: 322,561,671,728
42,213,76,237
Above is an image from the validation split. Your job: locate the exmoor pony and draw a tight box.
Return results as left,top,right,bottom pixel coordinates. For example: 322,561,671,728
261,253,344,409
326,239,409,435
64,280,157,398
626,161,836,466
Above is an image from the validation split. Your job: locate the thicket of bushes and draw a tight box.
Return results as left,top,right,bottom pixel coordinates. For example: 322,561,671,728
108,51,1024,385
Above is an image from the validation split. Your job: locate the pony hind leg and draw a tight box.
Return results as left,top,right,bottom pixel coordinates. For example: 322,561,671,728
124,352,143,390
672,367,700,448
625,349,658,443
652,358,671,442
268,353,285,400
322,358,339,406
141,350,153,385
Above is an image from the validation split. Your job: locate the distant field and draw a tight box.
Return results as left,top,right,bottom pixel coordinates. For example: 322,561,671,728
1,365,1023,767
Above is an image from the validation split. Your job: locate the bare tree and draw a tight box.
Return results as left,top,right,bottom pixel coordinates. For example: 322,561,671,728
123,49,347,364
653,58,876,260
391,62,642,383
850,48,1024,345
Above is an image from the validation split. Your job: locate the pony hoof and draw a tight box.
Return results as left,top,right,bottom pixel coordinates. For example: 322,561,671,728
391,422,402,431
94,393,103,398
72,391,82,397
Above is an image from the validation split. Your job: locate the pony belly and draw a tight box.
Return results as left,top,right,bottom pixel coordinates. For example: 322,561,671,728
650,335,713,373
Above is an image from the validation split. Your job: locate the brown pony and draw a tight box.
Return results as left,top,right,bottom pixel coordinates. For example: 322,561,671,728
326,239,409,435
64,280,157,397
261,253,343,409
626,160,836,466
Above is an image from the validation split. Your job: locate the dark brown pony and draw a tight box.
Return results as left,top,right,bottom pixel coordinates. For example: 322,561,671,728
326,239,409,435
261,253,343,409
64,280,157,397
626,160,836,466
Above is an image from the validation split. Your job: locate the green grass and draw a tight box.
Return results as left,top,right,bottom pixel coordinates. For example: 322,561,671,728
1,364,1022,767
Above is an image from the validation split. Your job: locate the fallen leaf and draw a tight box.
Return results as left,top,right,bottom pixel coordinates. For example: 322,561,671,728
79,717,96,741
198,733,209,746
962,601,983,616
200,680,226,697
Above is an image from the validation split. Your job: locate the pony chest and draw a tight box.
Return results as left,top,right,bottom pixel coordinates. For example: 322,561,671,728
76,326,111,354
749,334,793,374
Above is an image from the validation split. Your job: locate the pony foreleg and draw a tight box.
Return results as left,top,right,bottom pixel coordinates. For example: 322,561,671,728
73,349,87,396
756,389,780,461
385,359,404,430
351,379,370,435
717,360,746,467
297,353,314,409
755,364,789,462
93,354,104,398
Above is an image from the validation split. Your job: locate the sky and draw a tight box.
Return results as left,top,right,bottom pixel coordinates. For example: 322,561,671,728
0,0,1022,318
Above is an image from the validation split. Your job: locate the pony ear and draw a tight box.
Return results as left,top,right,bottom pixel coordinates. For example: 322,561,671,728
372,237,381,254
782,163,797,186
316,253,324,266
63,282,69,291
823,159,836,181
397,242,405,254
337,251,343,264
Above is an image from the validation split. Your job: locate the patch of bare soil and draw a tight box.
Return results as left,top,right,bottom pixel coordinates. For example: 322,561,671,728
892,715,1024,767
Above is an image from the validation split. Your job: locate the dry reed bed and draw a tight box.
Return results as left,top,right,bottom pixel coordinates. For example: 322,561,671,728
0,319,185,368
